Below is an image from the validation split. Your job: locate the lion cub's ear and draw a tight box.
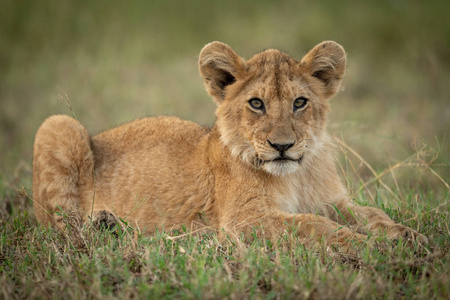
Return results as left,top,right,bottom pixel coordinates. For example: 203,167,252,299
199,41,245,103
301,41,346,99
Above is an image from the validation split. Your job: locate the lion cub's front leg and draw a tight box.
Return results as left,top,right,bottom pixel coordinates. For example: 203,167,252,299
330,200,428,244
220,207,367,253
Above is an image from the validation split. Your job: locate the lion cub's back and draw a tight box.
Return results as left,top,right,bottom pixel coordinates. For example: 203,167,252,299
92,116,208,156
88,116,210,213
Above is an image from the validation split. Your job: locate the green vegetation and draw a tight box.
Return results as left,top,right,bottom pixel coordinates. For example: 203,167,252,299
1,180,449,299
0,1,448,298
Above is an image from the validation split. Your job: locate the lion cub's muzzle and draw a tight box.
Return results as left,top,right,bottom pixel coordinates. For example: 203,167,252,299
266,140,304,163
255,140,305,176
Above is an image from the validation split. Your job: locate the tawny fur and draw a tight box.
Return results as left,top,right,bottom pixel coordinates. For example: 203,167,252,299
33,41,427,250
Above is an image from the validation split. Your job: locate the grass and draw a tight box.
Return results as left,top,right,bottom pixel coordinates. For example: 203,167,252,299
0,0,449,299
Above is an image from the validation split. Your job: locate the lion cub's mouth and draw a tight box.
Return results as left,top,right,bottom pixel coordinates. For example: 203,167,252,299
264,155,304,164
253,155,304,172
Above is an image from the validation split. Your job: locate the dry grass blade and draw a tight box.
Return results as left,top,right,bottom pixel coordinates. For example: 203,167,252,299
333,136,400,201
428,167,450,190
57,86,78,121
410,143,449,190
359,158,412,192
164,225,214,241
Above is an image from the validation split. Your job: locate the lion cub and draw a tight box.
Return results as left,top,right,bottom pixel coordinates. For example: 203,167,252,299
33,41,427,249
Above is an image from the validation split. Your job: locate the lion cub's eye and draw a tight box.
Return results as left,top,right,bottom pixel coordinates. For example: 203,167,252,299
249,98,265,111
293,97,308,111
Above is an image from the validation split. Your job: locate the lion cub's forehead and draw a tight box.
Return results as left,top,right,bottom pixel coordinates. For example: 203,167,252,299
246,49,300,76
242,49,307,100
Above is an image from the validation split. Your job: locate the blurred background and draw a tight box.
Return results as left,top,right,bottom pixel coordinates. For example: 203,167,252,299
0,0,449,196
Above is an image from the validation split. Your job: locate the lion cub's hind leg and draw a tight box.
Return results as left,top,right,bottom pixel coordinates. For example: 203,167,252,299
33,115,94,229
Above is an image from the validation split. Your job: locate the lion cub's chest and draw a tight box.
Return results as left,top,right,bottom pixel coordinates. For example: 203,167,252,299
271,175,327,215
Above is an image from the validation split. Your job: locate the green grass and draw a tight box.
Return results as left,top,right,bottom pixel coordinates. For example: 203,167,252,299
0,1,449,299
0,172,449,299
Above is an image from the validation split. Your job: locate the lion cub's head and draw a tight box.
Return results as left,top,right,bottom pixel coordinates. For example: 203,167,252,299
199,41,346,176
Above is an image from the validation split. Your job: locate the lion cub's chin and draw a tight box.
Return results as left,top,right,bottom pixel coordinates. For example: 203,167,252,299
262,160,301,176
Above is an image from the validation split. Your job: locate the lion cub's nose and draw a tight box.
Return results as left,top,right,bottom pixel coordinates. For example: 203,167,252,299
268,141,294,153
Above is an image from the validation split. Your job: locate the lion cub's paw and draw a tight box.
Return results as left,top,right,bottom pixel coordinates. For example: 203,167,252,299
325,229,368,255
91,210,119,231
380,223,428,245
